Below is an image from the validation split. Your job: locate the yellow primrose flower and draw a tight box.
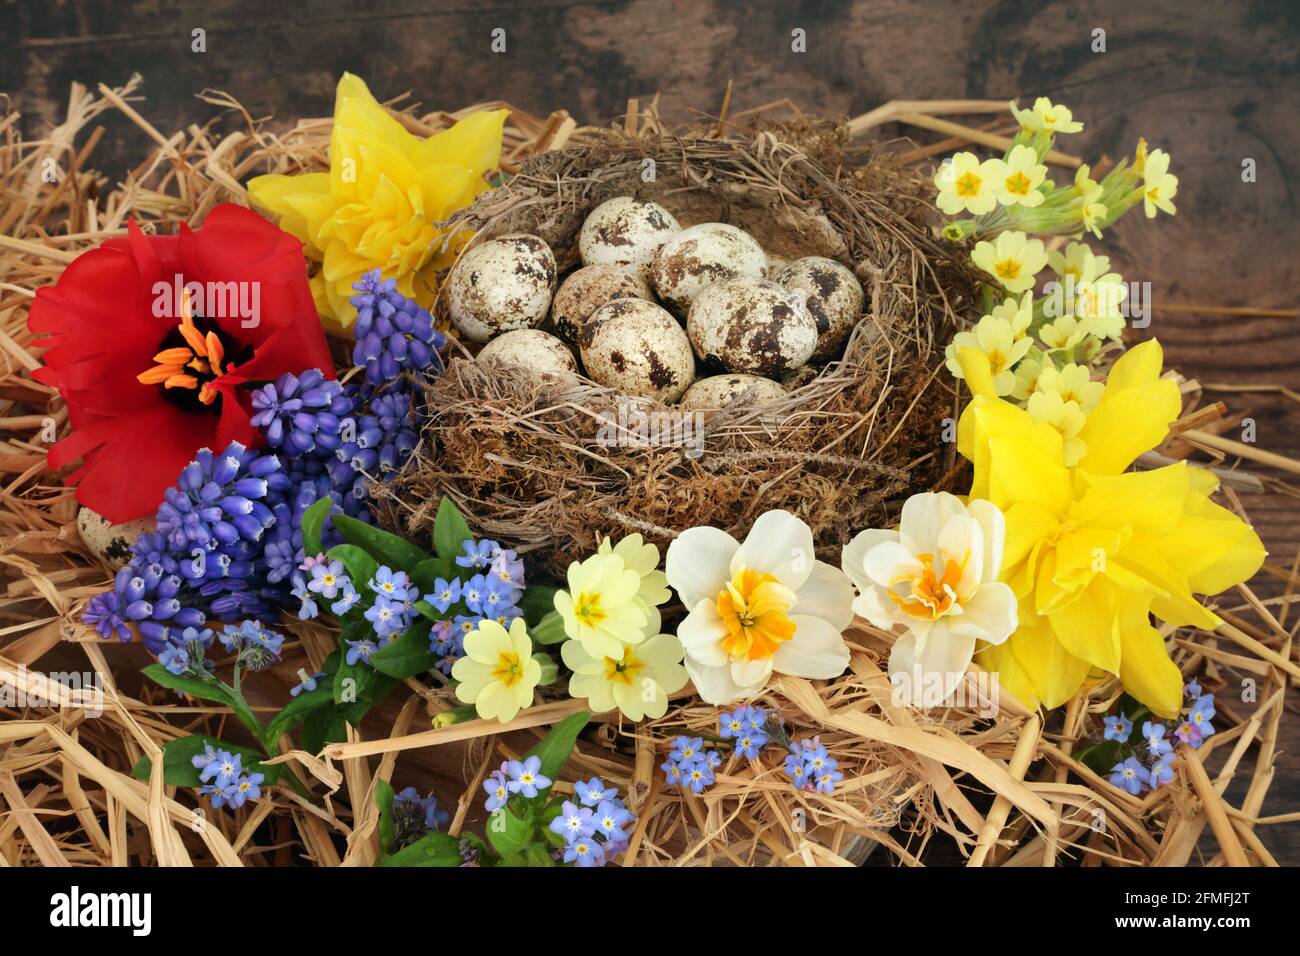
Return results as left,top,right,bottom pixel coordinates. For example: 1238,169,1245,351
665,510,855,705
989,291,1034,338
451,617,541,723
955,341,1265,717
596,533,671,635
554,552,649,661
934,152,1002,216
1039,314,1090,352
1035,363,1104,412
1047,241,1110,285
1010,356,1047,402
248,73,508,330
1009,97,1084,134
945,315,1032,395
1026,391,1088,465
971,231,1048,294
1073,275,1128,341
994,144,1048,207
1141,148,1179,218
842,492,1017,706
560,632,688,720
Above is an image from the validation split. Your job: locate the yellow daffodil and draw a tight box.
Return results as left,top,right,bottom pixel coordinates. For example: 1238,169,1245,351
1035,363,1104,412
1026,391,1089,465
1009,97,1084,134
994,144,1049,207
1047,241,1110,285
665,510,855,704
561,633,688,720
971,231,1048,294
554,552,649,660
934,152,1002,216
1141,147,1179,218
956,341,1265,716
452,617,541,722
842,493,1017,706
1039,314,1090,352
248,73,508,330
596,533,671,635
945,315,1033,396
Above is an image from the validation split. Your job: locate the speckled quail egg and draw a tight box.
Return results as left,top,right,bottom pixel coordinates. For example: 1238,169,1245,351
550,265,652,345
579,298,696,402
578,197,681,280
679,373,787,412
78,507,156,571
478,329,579,379
446,234,557,342
687,276,818,375
776,256,865,361
651,223,768,315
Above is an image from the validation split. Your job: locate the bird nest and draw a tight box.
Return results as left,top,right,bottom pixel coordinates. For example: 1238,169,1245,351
377,132,979,577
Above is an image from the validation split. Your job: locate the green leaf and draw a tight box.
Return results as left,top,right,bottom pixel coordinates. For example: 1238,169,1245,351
131,734,282,787
532,652,558,685
526,710,590,783
529,609,568,646
409,555,456,593
327,543,379,594
433,497,474,561
379,831,463,867
375,779,396,854
301,706,348,754
485,805,534,857
263,681,334,747
142,665,265,746
519,585,559,627
332,513,429,571
1077,739,1123,777
371,621,438,679
301,496,334,558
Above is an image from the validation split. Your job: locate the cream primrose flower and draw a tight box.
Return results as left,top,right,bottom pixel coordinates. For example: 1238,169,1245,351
1027,391,1088,465
665,510,855,705
842,492,1017,706
451,617,541,723
1035,363,1104,412
971,231,1048,294
561,632,688,720
934,152,1002,216
994,144,1048,207
944,315,1032,396
596,533,671,635
1047,241,1110,285
554,553,649,661
1009,97,1084,135
1039,314,1090,352
1141,148,1179,218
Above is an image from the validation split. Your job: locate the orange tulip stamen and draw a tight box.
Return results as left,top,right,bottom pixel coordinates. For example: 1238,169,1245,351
137,288,239,405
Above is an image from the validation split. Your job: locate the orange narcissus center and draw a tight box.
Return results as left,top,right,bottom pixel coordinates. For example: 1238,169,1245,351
716,568,796,662
889,552,966,620
137,291,232,406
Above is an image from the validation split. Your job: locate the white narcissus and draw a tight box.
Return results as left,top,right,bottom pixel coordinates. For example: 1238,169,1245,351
664,510,855,705
841,492,1018,706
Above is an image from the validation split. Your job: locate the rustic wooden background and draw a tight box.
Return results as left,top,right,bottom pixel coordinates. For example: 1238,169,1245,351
3,0,1297,865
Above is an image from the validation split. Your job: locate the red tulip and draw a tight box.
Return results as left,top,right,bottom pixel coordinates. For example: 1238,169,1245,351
29,203,333,523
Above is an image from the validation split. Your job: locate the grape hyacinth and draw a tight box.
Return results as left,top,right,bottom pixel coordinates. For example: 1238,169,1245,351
249,369,354,457
335,381,419,481
350,268,447,386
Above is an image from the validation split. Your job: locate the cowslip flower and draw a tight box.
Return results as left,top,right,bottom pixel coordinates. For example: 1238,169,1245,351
1140,147,1179,218
451,617,541,722
1038,314,1090,352
1047,242,1110,285
843,492,1017,706
955,341,1266,716
1026,391,1088,465
1010,357,1047,402
934,152,1002,216
665,510,855,705
944,315,1033,396
1034,364,1104,413
554,552,648,660
971,231,1048,294
994,144,1048,207
247,73,508,329
560,632,688,720
1009,97,1084,134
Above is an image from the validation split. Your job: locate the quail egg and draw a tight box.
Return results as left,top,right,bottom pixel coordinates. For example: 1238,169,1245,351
687,276,817,375
478,329,578,379
776,256,865,360
679,373,787,412
651,223,768,315
578,197,681,280
77,507,155,571
579,298,695,403
446,234,557,342
550,264,652,345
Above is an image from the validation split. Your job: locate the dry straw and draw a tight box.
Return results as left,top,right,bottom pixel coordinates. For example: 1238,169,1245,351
0,80,1294,867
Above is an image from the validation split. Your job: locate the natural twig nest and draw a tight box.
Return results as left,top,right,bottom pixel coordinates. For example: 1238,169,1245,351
376,129,980,576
